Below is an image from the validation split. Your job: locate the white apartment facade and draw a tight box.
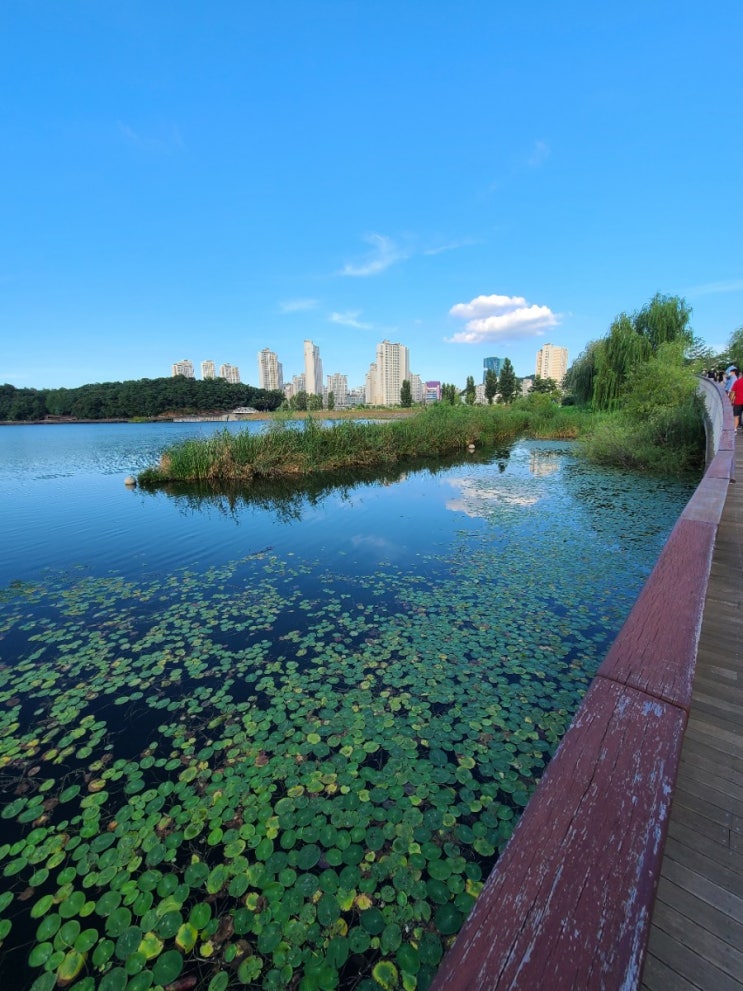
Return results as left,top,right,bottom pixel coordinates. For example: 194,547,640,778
325,373,349,407
535,344,568,384
409,373,425,404
201,360,215,380
258,348,283,391
172,359,195,378
219,363,241,384
303,341,324,396
366,340,410,406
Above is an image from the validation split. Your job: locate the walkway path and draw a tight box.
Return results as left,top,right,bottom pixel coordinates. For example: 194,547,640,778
641,436,743,990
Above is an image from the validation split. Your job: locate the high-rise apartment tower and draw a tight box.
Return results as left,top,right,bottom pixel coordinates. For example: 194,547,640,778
219,363,241,384
258,349,283,391
366,340,410,406
535,344,568,384
172,359,195,378
303,341,324,396
325,373,348,408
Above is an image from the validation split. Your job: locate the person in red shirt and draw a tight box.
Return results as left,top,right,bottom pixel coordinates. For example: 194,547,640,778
729,368,743,431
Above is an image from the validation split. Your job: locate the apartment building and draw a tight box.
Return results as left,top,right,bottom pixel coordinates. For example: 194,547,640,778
258,348,283,391
303,340,324,396
172,359,195,378
366,340,410,406
535,344,568,384
219,363,241,384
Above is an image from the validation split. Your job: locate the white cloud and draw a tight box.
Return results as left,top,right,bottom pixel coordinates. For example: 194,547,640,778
278,298,319,313
527,139,551,168
685,278,743,297
330,310,373,330
117,121,184,153
423,237,477,256
447,293,559,344
449,294,528,321
340,233,407,277
445,477,539,519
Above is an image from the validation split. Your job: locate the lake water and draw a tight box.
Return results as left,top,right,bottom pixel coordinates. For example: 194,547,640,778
0,422,697,991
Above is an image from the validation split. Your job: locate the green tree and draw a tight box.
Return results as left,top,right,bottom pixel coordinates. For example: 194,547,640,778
464,376,476,405
685,335,714,368
621,340,695,418
293,391,308,411
592,314,650,410
720,325,743,372
564,341,600,405
308,393,323,411
529,375,559,395
440,383,459,405
327,391,335,410
497,359,517,403
484,369,498,405
400,379,413,407
588,294,693,411
633,293,693,351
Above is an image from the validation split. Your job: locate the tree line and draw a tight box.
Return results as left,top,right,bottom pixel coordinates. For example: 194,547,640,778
0,376,285,422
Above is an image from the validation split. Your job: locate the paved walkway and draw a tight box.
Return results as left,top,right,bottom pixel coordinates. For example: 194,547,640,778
641,438,743,990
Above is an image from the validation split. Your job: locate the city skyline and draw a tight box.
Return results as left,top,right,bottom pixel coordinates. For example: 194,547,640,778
174,340,562,396
2,6,741,391
175,337,459,397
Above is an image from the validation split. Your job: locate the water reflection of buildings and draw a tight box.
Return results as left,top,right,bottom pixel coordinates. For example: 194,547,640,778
529,449,560,477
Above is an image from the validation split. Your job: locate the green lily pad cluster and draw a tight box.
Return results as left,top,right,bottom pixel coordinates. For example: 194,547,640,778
0,450,694,990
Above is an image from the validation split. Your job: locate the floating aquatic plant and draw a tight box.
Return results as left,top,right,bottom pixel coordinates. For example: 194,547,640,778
0,446,695,990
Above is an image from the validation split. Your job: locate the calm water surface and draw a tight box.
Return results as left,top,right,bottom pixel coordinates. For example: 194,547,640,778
0,421,694,587
0,422,697,991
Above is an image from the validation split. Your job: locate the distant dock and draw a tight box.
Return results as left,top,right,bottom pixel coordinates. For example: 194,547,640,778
173,407,259,422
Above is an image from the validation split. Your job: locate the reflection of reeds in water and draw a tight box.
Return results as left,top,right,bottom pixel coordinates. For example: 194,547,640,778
139,406,587,485
145,449,507,525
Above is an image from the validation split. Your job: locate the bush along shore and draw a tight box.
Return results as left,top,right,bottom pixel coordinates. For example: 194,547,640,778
137,405,589,485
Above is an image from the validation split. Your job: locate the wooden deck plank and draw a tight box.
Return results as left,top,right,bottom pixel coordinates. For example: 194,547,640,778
647,898,743,983
652,875,743,949
429,385,740,991
667,796,733,841
640,952,704,991
642,927,743,991
658,855,743,924
674,767,743,813
660,834,743,899
640,420,743,991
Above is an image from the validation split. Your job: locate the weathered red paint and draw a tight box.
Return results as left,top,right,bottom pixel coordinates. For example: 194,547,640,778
597,516,716,711
429,384,733,991
429,678,686,990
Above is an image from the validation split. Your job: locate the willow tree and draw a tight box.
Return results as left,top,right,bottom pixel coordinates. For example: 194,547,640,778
721,325,743,371
633,293,692,351
564,340,600,405
592,314,650,410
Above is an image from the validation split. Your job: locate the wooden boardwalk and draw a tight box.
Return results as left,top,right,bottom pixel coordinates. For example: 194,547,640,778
641,437,743,991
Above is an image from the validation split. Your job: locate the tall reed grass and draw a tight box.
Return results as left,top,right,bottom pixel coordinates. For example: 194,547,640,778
138,405,592,485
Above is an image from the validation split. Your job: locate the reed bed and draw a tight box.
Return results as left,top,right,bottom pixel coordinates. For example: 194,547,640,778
138,405,591,485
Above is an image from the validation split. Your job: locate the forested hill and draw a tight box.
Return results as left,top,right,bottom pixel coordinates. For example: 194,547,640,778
0,377,285,421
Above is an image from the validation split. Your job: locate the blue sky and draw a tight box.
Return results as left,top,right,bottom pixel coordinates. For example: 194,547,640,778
2,1,742,391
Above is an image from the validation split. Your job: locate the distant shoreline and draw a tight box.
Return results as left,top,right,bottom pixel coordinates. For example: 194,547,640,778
0,409,418,426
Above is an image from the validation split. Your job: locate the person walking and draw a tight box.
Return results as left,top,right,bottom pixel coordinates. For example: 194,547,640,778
729,368,743,432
